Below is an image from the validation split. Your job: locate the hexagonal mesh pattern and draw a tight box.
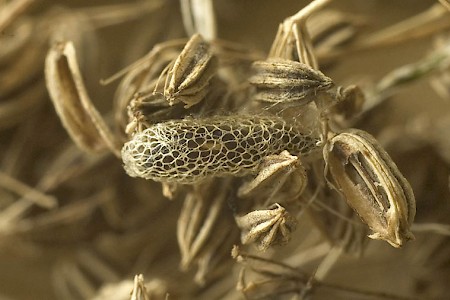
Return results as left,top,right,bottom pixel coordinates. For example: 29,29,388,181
121,115,320,184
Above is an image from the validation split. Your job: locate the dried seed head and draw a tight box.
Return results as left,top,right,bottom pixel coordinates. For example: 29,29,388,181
249,59,333,105
323,129,416,247
121,115,320,184
163,33,218,108
238,150,307,202
235,203,297,251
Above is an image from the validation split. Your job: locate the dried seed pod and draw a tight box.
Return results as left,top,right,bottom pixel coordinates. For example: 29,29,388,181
163,33,218,108
45,41,120,156
249,59,333,105
323,129,416,247
177,179,238,285
238,150,307,203
235,203,297,251
121,115,320,184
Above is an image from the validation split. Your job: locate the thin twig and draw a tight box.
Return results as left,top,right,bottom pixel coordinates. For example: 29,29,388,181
0,170,57,209
0,0,35,32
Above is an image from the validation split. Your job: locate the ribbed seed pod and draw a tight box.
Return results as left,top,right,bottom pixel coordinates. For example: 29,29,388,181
323,129,416,247
249,59,333,105
164,33,218,108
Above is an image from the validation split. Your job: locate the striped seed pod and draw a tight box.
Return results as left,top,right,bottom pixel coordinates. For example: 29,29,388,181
323,129,416,247
163,33,218,108
249,59,333,105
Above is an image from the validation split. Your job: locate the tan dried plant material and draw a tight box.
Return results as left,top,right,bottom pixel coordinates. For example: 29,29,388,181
268,0,332,67
177,179,239,285
116,45,181,134
121,115,320,184
0,170,57,209
303,177,369,254
308,9,366,57
323,129,416,247
130,274,149,300
0,0,34,33
232,246,313,299
180,0,216,40
0,15,47,109
45,41,121,156
160,33,218,108
0,16,32,65
238,150,307,204
249,59,333,105
114,35,219,136
93,277,170,300
235,203,297,251
331,85,365,122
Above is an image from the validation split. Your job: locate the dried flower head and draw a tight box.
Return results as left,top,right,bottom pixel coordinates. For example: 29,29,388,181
161,33,218,108
235,203,297,251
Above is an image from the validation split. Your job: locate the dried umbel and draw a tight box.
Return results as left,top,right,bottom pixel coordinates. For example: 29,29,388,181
249,59,333,105
235,203,297,251
121,115,320,184
323,129,416,247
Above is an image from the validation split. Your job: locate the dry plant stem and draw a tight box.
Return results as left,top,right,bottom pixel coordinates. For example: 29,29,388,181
45,41,121,157
53,259,97,300
76,249,120,283
284,242,331,267
365,45,450,111
362,3,449,47
438,0,450,11
0,0,34,32
12,189,111,234
412,223,450,236
100,38,188,85
0,170,57,209
313,245,342,281
76,1,163,29
318,4,450,62
130,274,149,300
235,247,420,300
180,0,216,40
0,82,46,130
269,0,332,67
